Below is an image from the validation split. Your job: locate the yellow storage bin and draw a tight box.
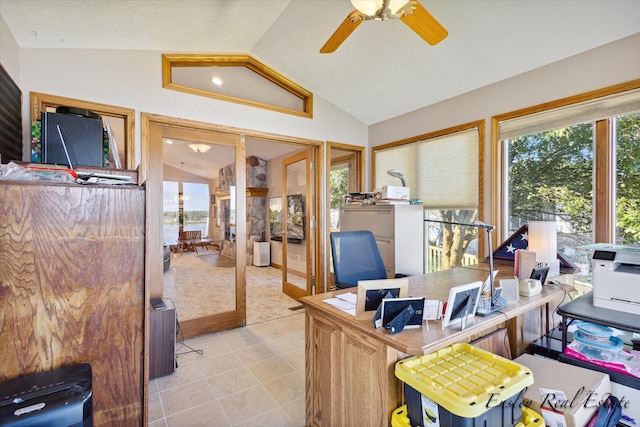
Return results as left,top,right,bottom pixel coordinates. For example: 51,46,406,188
392,405,544,427
395,343,534,427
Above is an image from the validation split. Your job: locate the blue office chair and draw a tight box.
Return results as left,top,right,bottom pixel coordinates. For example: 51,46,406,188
330,230,388,289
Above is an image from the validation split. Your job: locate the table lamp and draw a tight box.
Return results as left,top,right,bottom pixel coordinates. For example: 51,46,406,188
528,221,560,277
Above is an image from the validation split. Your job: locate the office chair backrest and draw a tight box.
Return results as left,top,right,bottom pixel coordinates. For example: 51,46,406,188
330,230,388,288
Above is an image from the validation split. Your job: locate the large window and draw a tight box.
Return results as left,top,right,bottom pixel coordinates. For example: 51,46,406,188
183,182,211,237
504,124,595,275
163,181,179,244
373,121,483,272
615,112,640,245
494,82,640,283
162,181,211,244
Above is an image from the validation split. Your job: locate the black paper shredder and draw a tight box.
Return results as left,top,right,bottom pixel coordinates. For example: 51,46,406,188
0,364,93,427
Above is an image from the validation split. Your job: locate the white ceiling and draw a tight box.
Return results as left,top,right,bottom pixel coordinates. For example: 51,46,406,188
2,0,639,177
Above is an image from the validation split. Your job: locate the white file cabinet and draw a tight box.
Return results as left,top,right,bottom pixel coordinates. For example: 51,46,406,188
339,204,424,278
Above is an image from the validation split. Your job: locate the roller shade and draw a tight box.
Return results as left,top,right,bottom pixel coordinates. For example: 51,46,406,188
374,128,478,209
500,88,640,140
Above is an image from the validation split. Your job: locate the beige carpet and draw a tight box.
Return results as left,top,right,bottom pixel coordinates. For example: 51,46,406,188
163,251,302,325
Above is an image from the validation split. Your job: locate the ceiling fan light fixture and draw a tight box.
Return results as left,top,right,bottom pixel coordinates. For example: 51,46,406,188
351,0,409,16
189,143,212,154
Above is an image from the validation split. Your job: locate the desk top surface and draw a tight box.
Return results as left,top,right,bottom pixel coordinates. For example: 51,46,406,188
301,265,570,355
557,292,640,333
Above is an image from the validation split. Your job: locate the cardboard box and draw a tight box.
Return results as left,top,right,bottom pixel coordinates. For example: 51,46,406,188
514,354,611,427
382,185,410,200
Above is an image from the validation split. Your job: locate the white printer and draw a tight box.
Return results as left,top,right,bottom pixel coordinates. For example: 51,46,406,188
590,244,640,314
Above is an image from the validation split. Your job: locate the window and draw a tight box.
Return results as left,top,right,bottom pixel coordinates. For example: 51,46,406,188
163,181,211,243
183,182,211,238
163,181,179,244
494,82,640,284
615,112,640,245
373,121,484,272
503,124,594,276
162,54,313,118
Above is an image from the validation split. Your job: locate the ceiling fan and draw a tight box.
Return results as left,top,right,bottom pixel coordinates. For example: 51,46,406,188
320,0,448,54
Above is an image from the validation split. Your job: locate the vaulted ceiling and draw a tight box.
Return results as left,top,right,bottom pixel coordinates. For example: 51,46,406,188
2,0,639,126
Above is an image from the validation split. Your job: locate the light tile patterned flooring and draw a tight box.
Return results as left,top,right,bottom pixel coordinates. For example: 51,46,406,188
148,312,306,426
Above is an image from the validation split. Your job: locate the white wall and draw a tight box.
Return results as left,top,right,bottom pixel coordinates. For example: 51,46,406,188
16,47,369,164
0,14,19,83
369,33,640,220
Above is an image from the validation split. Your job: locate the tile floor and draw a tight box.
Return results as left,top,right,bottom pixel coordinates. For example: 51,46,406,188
148,312,306,426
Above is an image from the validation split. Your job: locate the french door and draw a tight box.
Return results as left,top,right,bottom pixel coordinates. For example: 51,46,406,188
281,149,314,299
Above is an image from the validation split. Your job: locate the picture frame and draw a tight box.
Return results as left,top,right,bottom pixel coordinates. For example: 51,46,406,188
355,278,408,320
441,280,483,328
380,297,426,333
530,266,550,285
269,197,283,241
499,278,519,304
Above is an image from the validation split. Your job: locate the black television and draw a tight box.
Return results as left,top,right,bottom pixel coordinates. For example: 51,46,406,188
0,64,23,162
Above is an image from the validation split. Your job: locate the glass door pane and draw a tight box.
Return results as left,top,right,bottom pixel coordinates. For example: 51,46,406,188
162,140,239,328
282,149,312,299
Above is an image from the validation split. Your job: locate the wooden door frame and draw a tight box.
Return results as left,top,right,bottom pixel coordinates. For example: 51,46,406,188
141,113,323,338
142,113,244,337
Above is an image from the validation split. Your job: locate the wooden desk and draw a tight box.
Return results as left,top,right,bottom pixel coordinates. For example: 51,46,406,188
301,266,571,427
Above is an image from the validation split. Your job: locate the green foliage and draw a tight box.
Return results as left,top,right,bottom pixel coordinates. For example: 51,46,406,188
330,168,349,209
616,113,640,243
508,123,593,234
508,112,640,245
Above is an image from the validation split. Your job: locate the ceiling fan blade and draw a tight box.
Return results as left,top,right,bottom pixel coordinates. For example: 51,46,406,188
400,1,448,46
320,10,364,54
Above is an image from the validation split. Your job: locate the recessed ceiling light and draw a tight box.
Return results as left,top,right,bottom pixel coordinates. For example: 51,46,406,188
166,139,173,144
211,77,223,86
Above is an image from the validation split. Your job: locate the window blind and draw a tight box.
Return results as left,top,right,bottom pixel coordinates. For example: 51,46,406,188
374,129,478,209
499,88,640,140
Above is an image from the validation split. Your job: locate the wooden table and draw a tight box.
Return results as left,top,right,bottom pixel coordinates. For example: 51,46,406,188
301,265,572,427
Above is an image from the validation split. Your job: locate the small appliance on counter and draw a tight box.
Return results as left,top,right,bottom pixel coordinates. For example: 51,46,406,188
585,243,640,314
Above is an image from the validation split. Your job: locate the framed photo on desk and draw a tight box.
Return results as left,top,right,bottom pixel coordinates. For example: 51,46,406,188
442,281,483,328
355,278,408,320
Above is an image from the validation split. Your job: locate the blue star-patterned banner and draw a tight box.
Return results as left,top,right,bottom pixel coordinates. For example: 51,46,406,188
493,224,530,260
493,224,578,272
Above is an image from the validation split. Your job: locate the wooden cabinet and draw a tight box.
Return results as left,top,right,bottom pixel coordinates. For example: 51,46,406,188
340,204,424,278
0,180,146,426
305,305,402,426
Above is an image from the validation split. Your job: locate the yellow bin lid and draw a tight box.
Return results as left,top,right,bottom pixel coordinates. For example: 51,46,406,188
395,343,534,418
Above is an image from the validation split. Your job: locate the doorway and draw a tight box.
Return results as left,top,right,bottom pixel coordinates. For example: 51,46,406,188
142,113,322,338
